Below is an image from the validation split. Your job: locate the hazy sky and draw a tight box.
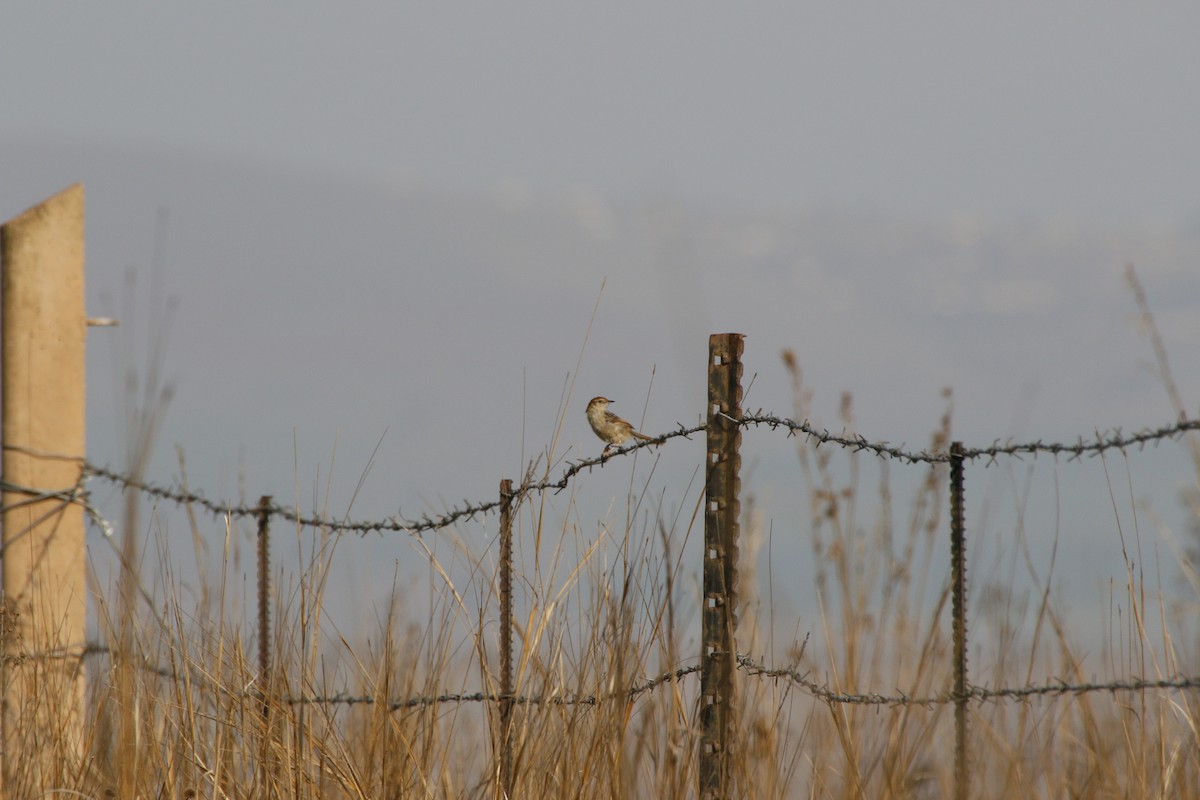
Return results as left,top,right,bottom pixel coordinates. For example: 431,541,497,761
5,4,1199,220
2,5,1199,658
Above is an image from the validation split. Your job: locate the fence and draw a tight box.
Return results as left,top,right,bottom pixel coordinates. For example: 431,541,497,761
5,351,1200,797
5,190,1197,797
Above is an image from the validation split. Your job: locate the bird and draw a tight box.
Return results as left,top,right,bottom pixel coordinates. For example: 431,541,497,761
586,396,652,455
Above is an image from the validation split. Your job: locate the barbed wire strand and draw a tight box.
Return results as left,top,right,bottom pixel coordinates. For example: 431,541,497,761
58,412,1200,538
1,477,117,539
732,654,1200,706
18,644,1195,711
6,416,1199,711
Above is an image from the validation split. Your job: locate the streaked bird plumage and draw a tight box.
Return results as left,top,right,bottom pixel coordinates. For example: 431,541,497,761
586,396,651,455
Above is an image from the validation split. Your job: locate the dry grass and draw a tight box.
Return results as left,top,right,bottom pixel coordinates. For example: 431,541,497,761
3,394,1193,799
5,287,1200,797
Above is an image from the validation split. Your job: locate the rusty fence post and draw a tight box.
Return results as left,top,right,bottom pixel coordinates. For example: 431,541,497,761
498,479,515,799
257,496,273,691
949,441,969,800
255,495,276,796
700,333,744,799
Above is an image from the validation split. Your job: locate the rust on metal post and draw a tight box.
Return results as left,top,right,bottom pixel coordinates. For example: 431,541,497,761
257,496,273,684
949,441,969,800
255,495,275,796
498,479,515,799
700,333,743,799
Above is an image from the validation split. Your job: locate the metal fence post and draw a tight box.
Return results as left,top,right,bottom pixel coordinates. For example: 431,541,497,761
257,496,273,690
700,333,744,799
498,479,515,799
255,495,276,796
949,441,969,800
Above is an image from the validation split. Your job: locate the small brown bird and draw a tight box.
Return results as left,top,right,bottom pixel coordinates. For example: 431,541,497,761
586,396,652,455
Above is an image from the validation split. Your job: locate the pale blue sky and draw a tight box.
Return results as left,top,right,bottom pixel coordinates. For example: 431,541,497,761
2,4,1198,658
4,4,1199,220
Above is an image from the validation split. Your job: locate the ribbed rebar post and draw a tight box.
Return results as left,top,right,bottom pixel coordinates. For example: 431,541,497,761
256,496,272,684
255,495,275,796
700,333,743,799
498,479,514,799
949,441,969,800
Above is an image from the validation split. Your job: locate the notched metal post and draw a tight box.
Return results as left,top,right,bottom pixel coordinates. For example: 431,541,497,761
949,441,969,800
498,479,515,799
700,333,743,799
257,496,273,686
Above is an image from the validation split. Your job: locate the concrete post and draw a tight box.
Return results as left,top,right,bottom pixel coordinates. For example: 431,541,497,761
1,185,89,787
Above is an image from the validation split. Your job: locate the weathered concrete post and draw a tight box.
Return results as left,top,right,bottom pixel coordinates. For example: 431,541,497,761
1,185,89,787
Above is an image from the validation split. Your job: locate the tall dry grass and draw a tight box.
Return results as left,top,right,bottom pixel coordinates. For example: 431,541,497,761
5,282,1199,797
5,389,1192,798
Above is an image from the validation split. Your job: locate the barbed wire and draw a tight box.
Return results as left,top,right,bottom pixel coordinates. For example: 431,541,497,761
61,643,701,708
9,410,1199,763
286,663,707,710
61,412,1200,539
32,644,1198,711
733,654,1200,707
735,411,1200,465
0,478,117,539
74,421,708,536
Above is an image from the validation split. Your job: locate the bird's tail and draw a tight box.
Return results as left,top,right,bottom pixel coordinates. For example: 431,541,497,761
632,430,652,441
